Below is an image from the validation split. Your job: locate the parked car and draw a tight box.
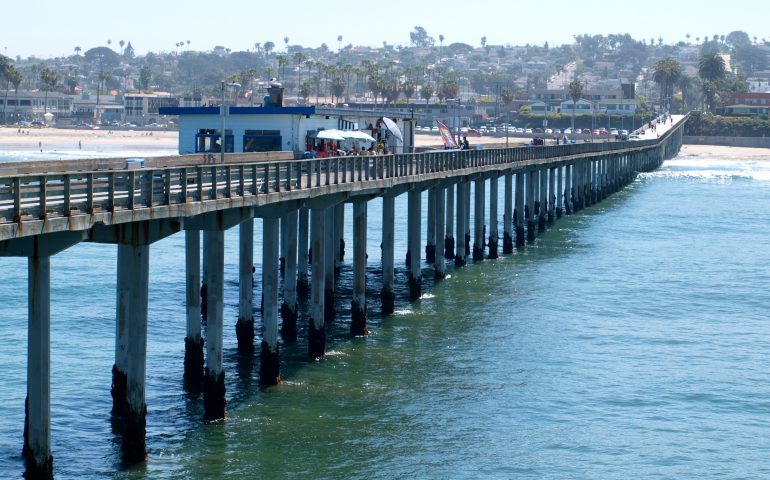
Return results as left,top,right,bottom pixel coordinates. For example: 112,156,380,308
628,134,641,141
582,129,592,134
563,128,572,135
524,128,533,134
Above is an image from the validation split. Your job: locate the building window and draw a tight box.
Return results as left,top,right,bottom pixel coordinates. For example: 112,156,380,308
195,128,233,153
243,129,281,152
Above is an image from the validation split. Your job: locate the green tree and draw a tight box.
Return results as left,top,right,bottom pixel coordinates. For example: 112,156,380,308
420,83,434,104
40,67,59,114
567,79,584,132
139,64,152,91
409,26,435,48
698,52,726,112
652,57,682,111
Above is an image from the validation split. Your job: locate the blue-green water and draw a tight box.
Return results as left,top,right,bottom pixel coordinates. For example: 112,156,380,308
1,151,770,478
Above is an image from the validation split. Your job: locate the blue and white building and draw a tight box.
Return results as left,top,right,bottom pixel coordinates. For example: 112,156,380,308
160,87,416,155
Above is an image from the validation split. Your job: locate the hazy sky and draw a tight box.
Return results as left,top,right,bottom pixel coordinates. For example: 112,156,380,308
4,0,768,59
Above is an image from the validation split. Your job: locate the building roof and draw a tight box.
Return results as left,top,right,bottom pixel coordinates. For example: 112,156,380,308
159,106,316,116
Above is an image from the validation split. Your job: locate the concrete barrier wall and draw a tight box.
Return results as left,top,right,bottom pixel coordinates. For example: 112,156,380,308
684,136,770,148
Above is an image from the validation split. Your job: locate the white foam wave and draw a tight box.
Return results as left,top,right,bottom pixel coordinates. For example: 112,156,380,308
654,157,770,182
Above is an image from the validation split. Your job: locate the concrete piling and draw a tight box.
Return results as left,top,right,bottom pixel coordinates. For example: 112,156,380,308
425,189,436,262
236,219,254,353
473,178,485,261
351,200,368,335
548,167,556,225
203,229,226,421
444,183,455,259
309,208,326,357
184,230,203,385
260,217,281,385
381,196,396,314
297,208,310,294
281,210,298,340
488,174,499,259
503,172,513,254
455,181,467,266
407,189,422,299
526,171,536,243
556,166,564,218
515,172,525,248
538,169,547,232
434,188,446,279
324,207,336,321
24,255,53,479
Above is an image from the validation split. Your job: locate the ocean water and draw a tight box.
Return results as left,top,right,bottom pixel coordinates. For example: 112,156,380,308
1,151,770,479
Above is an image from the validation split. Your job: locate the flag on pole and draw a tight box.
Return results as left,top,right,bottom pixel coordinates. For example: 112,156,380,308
436,120,459,149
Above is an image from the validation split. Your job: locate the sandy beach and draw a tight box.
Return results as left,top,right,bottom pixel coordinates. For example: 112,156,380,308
0,126,178,154
677,144,770,161
1,126,768,160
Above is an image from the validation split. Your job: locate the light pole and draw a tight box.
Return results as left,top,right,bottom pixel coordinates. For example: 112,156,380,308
220,81,241,164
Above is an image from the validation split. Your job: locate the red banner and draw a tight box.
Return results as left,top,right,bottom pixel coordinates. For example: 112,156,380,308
436,120,459,149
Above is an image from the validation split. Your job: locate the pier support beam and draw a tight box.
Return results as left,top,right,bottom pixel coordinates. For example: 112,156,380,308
24,255,53,479
455,181,467,265
526,171,536,243
260,217,281,385
548,167,556,225
203,229,226,421
515,172,525,248
425,189,436,262
236,219,254,353
464,181,471,258
556,166,564,219
473,177,485,261
309,207,326,356
281,210,298,340
503,172,513,254
538,168,547,232
351,200,368,335
381,196,395,314
184,230,203,385
565,164,573,215
335,203,345,271
113,243,150,461
324,206,336,321
407,189,422,299
434,188,446,279
488,174,499,259
444,183,455,259
297,208,310,294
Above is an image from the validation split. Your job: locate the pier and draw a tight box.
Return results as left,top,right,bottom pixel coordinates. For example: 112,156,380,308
0,117,686,478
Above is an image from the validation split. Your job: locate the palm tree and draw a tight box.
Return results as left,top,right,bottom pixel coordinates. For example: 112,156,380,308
10,69,22,122
698,52,726,112
685,33,691,44
107,39,112,49
652,57,682,111
337,35,343,52
438,34,445,60
698,52,726,82
420,83,434,105
481,36,487,48
119,40,125,55
74,46,81,56
294,52,306,97
40,67,59,114
568,79,584,133
276,55,289,83
283,36,290,52
264,41,275,56
1,57,10,123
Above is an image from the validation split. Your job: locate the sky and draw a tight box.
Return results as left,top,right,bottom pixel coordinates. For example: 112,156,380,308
4,0,768,59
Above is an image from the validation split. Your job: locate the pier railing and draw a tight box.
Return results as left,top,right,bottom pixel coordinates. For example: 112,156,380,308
0,124,682,232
